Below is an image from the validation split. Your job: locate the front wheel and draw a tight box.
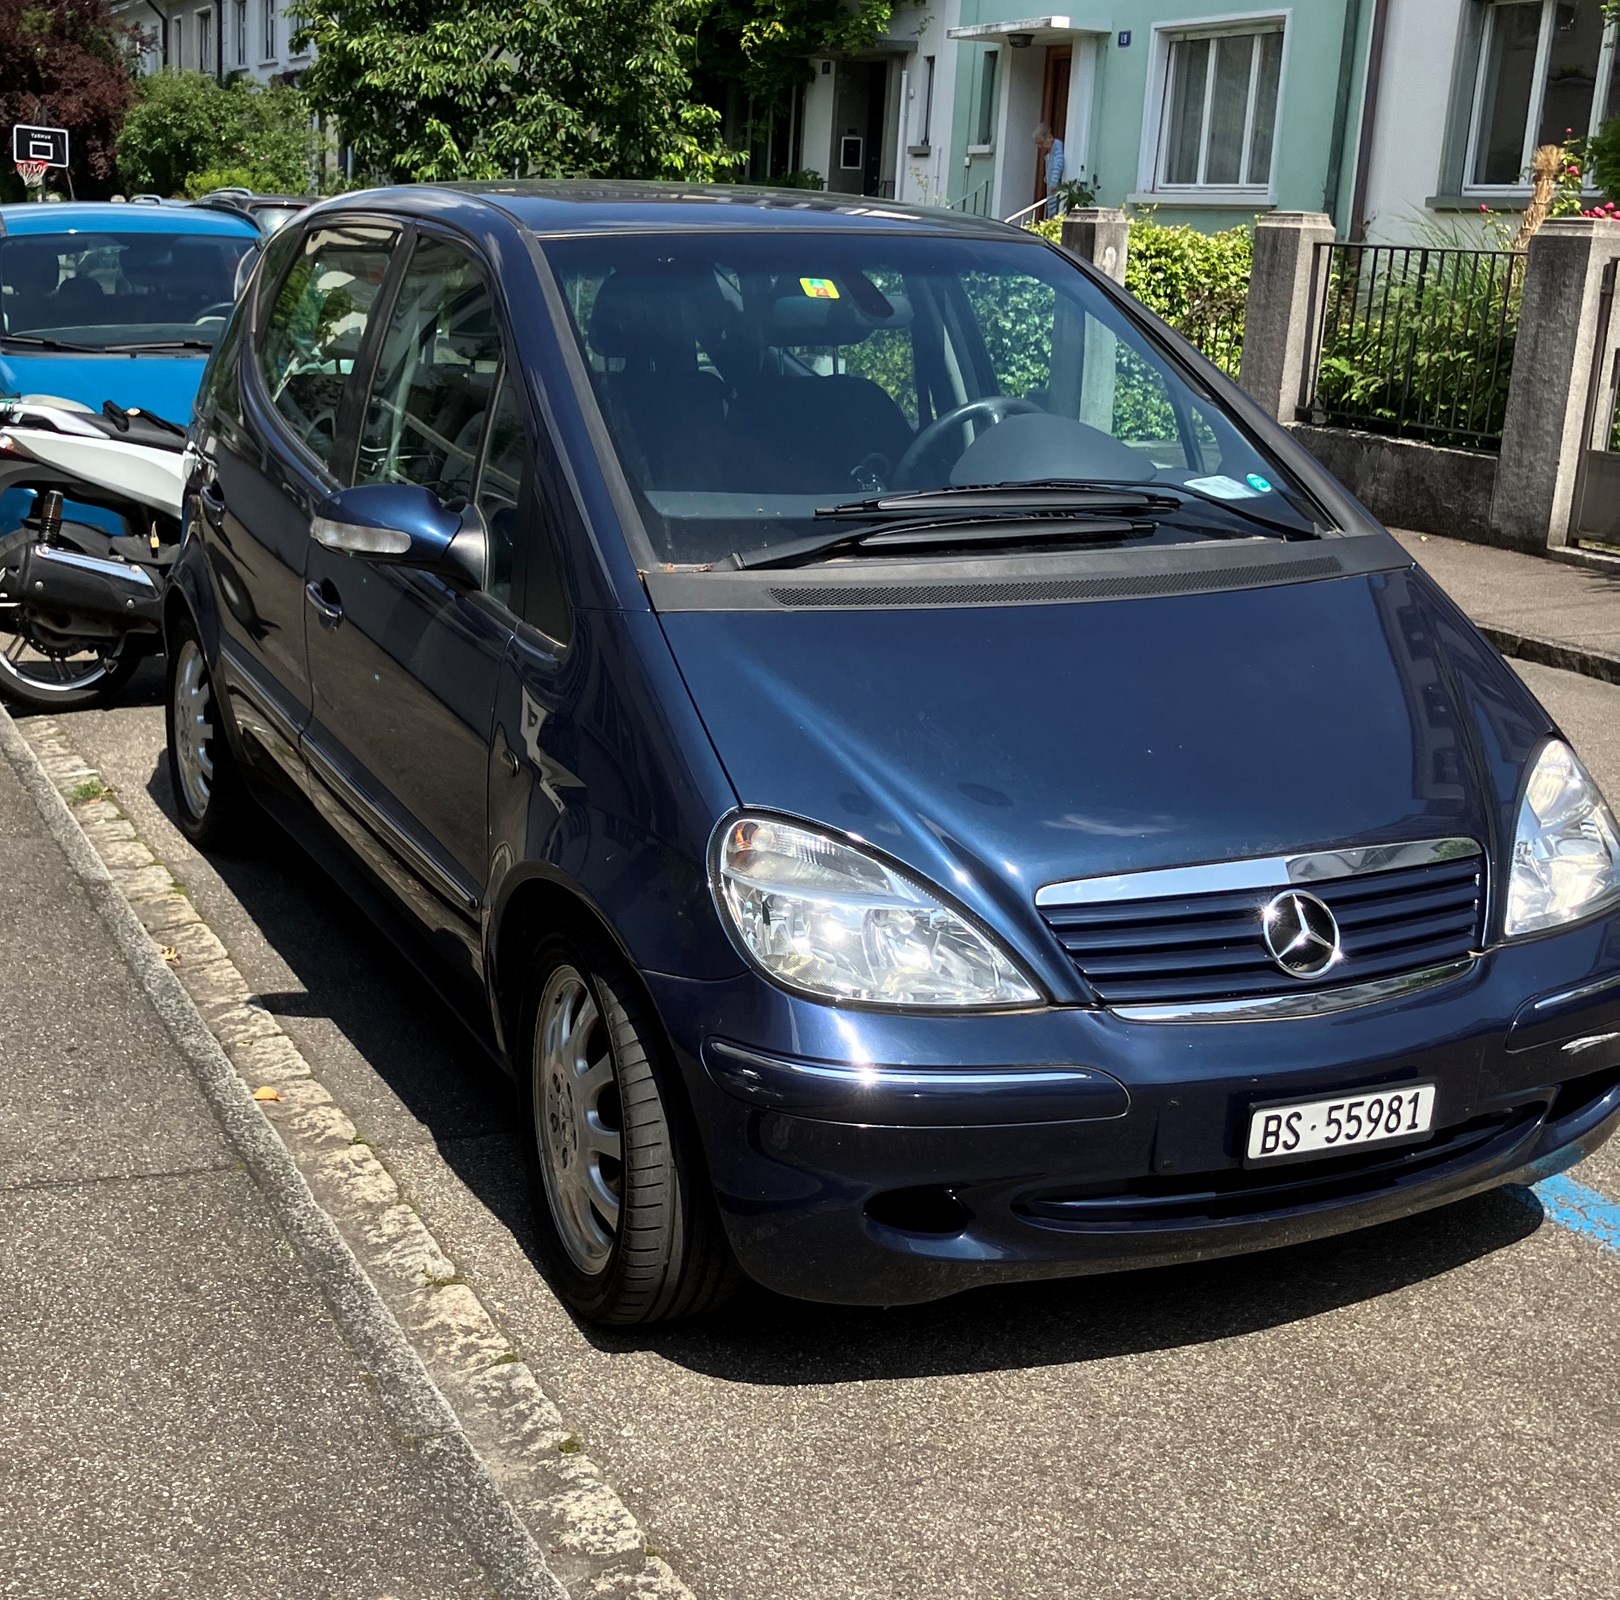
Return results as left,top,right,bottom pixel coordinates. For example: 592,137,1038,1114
165,624,247,847
521,935,735,1325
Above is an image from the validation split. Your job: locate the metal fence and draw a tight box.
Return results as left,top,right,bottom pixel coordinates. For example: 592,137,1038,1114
1299,243,1525,452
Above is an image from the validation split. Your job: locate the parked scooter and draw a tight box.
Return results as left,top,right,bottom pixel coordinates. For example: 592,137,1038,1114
0,399,185,710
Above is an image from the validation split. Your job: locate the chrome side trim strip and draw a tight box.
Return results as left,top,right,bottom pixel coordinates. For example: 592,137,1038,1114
1036,838,1483,909
1110,958,1476,1023
1529,970,1620,1014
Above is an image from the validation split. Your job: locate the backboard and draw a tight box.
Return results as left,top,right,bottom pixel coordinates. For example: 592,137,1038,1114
11,126,70,168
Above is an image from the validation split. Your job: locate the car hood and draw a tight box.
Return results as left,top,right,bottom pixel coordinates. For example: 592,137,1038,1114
0,350,205,428
658,562,1554,984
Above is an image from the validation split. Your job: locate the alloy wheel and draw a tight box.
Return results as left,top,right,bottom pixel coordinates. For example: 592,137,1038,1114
533,964,625,1274
171,638,215,820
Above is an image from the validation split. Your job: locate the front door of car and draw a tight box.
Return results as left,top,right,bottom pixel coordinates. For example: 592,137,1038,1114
212,219,398,782
301,232,517,981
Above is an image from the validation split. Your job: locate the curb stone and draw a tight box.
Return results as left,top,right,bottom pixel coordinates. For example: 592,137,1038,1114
2,709,696,1600
1478,625,1620,689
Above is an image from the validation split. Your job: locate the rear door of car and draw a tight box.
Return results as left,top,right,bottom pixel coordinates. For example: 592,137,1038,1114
204,216,399,783
300,225,520,983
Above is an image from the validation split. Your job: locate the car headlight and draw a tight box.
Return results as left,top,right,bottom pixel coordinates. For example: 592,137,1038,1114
712,815,1041,1008
1504,739,1620,937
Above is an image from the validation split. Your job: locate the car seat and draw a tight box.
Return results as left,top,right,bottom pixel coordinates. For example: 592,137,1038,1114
585,269,734,497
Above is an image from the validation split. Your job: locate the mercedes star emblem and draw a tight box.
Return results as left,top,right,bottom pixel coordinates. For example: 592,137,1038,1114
1261,890,1342,978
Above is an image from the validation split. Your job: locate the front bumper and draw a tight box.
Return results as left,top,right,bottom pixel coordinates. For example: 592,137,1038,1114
648,913,1620,1306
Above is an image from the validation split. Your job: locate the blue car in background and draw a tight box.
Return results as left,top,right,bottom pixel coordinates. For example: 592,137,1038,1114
170,184,1620,1325
0,201,260,416
0,201,260,706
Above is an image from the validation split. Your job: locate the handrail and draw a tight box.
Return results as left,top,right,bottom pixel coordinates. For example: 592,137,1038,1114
1002,197,1055,227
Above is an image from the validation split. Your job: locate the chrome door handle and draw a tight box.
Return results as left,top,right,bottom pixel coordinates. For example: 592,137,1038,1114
304,579,344,627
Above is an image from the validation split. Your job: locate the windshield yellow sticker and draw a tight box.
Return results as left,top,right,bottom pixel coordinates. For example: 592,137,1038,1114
799,277,839,299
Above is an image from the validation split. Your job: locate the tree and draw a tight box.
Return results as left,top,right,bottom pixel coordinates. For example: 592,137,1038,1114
116,70,315,196
0,0,138,198
298,0,732,183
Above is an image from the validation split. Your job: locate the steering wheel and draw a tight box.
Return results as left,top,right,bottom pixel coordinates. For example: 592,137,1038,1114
892,395,1042,486
193,302,236,323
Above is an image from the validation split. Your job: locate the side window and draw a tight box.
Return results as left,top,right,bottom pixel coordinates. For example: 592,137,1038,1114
256,224,394,468
356,237,503,503
476,372,570,641
473,374,526,613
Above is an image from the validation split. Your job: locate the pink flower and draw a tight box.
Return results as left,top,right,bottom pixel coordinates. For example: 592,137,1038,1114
1480,202,1490,213
1568,164,1583,176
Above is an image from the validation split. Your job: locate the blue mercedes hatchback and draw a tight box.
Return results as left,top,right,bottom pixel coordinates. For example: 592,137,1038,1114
171,183,1620,1324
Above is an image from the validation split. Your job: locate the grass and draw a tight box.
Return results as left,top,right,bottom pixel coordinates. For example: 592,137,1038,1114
68,778,109,803
557,1435,583,1455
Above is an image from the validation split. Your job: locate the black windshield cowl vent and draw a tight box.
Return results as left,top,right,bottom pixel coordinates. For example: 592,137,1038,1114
768,553,1345,610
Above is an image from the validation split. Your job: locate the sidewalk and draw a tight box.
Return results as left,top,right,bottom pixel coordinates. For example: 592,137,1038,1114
1395,530,1620,685
0,748,500,1598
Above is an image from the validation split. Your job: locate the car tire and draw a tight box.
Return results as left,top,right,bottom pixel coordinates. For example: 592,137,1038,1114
165,620,247,848
521,933,736,1326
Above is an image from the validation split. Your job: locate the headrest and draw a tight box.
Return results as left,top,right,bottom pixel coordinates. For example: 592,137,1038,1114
588,269,723,364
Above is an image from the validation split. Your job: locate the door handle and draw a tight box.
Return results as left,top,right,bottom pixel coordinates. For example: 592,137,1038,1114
198,478,226,528
304,579,344,627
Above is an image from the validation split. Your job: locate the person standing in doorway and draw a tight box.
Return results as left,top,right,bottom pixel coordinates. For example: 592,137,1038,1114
1035,122,1065,217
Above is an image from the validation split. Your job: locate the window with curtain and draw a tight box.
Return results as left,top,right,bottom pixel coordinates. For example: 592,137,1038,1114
1154,20,1284,192
1468,0,1618,187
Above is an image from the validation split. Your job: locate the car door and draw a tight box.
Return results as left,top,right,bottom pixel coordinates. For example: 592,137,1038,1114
301,230,516,981
203,218,398,782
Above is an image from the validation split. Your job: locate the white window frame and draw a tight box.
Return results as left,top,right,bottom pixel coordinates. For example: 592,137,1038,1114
260,0,277,63
288,5,309,57
235,0,247,66
1133,10,1290,207
170,15,182,66
197,7,213,71
1463,0,1618,194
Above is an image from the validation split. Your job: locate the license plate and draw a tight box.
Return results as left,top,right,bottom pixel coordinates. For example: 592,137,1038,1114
1245,1083,1436,1164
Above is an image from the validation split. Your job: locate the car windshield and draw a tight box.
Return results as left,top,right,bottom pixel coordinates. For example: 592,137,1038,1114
0,230,255,351
545,229,1325,568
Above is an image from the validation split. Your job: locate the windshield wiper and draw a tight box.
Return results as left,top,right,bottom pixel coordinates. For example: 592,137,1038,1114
816,480,1182,519
100,338,215,353
0,333,100,352
820,477,1317,540
729,513,1151,571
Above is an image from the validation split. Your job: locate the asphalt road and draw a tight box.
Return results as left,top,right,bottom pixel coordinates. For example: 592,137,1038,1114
29,656,1620,1600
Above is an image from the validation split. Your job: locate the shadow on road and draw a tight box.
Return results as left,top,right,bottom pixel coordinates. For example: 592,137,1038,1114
125,725,1548,1387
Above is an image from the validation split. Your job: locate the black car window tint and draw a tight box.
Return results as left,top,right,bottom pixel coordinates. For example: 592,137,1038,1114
256,224,394,469
355,237,502,504
473,373,528,611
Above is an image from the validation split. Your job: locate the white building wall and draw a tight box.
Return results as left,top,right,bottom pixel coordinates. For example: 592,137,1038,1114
897,0,958,206
1358,0,1467,243
112,0,312,86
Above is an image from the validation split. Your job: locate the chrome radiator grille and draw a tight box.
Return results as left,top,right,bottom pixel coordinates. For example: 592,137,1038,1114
1038,844,1484,1010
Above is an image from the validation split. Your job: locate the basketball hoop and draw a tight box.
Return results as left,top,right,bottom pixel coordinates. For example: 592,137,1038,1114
15,159,48,192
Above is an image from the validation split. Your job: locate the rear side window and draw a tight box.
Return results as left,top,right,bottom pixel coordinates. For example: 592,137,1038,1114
256,223,395,469
355,236,502,503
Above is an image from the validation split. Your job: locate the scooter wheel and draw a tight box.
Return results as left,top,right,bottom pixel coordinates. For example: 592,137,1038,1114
0,630,139,712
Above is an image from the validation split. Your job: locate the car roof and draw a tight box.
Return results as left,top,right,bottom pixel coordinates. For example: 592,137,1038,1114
0,200,261,240
305,179,1032,241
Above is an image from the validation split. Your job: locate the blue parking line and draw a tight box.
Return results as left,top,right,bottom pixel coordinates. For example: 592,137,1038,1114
1523,1174,1620,1257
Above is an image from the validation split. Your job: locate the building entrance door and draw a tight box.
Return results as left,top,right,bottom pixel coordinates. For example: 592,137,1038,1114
1036,46,1072,209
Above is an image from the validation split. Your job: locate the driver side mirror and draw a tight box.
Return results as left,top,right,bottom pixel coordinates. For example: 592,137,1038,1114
312,483,483,586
